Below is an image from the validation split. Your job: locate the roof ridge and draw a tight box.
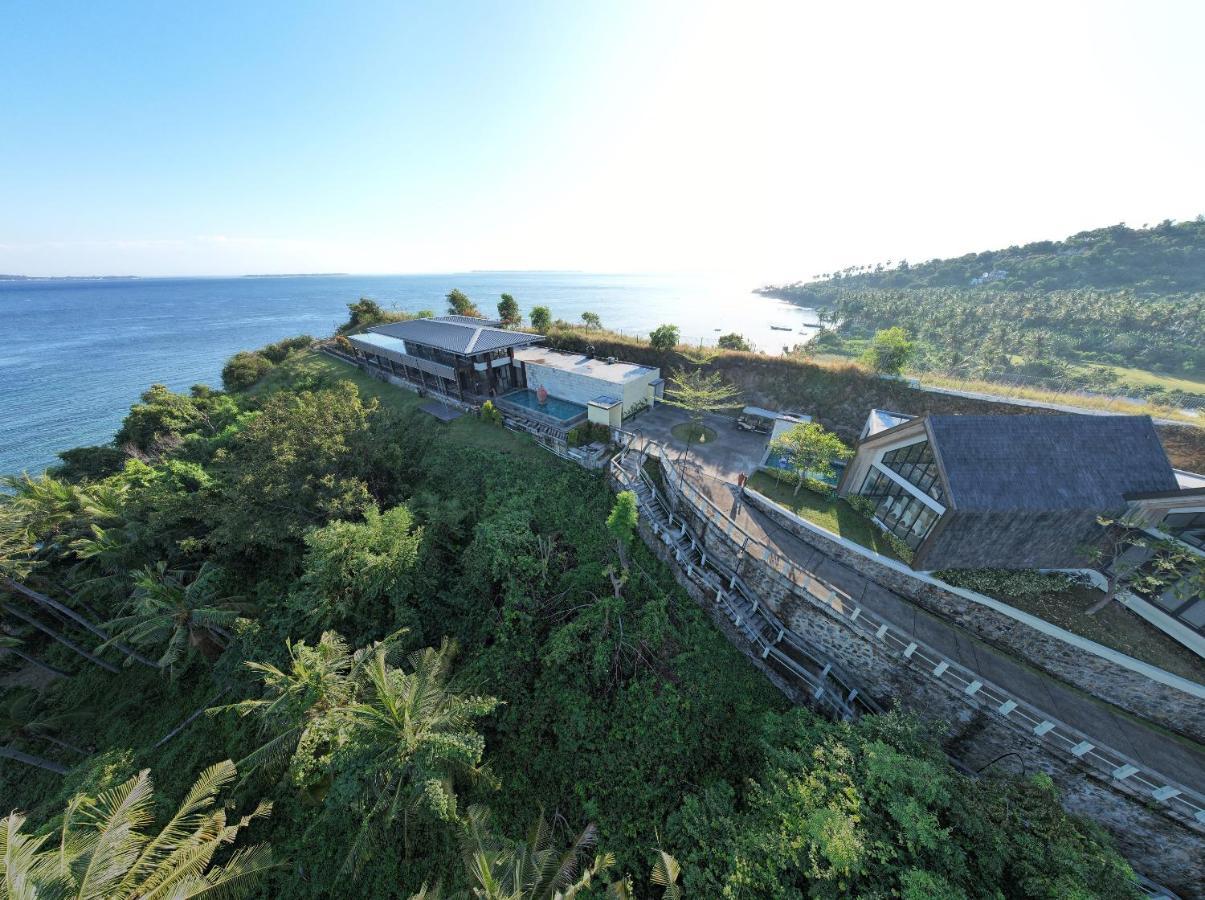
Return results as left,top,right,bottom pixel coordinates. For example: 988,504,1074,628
465,326,484,354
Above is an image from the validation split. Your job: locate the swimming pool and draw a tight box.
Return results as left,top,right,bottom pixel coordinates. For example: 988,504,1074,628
497,389,588,424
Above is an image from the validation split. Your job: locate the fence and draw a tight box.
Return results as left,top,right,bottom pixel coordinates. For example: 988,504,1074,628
634,440,1205,832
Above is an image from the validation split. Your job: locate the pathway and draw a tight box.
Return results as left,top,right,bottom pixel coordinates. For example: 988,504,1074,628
685,468,1205,798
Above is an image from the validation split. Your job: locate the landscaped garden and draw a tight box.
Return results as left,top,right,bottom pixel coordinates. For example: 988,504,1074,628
746,470,902,560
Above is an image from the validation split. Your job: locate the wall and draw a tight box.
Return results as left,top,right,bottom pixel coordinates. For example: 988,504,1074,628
647,474,1204,894
741,488,1205,743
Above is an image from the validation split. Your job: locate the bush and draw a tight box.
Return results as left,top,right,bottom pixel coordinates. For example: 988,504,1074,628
480,400,503,426
221,351,273,392
260,334,314,364
935,568,1077,601
717,332,752,351
649,324,680,350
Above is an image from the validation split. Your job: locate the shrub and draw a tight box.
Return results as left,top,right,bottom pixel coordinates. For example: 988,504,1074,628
935,568,1077,601
717,332,752,351
649,324,680,351
480,400,503,426
529,305,552,332
221,351,273,392
260,334,315,363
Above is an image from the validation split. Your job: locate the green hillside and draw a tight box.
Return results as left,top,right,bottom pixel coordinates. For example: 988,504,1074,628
760,219,1205,399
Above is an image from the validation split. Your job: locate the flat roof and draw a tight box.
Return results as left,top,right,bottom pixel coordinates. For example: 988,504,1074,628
349,332,408,353
866,408,915,437
514,347,657,384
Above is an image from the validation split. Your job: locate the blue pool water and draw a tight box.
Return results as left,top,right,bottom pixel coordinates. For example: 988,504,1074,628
499,389,587,423
764,449,846,487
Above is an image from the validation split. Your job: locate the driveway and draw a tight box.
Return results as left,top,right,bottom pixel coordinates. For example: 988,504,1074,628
625,404,767,482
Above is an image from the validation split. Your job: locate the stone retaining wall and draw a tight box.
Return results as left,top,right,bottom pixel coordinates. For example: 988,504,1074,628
742,489,1205,743
651,481,1205,894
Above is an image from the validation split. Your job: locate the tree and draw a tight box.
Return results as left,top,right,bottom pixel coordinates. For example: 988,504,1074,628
0,760,275,898
290,503,423,637
498,293,522,328
210,630,359,778
447,289,481,318
661,368,742,461
221,351,273,392
649,324,680,351
581,311,602,330
860,327,915,376
606,491,638,569
768,422,852,495
529,305,552,332
0,688,87,774
716,333,752,351
103,561,251,669
341,296,386,332
310,638,500,873
1083,518,1203,615
447,806,616,900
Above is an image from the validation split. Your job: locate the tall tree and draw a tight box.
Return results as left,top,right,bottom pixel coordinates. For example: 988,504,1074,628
860,326,915,376
768,422,852,495
581,311,602,330
103,562,251,669
661,368,742,461
0,760,275,898
529,305,552,332
447,289,481,317
648,324,680,351
498,293,522,328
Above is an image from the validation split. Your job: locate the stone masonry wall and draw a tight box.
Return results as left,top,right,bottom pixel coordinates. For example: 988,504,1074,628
743,489,1205,743
652,479,1204,894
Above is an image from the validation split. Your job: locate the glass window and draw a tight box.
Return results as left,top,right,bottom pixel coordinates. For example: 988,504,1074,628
858,469,942,549
879,441,945,503
1162,511,1205,550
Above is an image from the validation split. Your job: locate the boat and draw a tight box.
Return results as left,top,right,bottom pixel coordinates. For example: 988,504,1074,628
770,324,792,331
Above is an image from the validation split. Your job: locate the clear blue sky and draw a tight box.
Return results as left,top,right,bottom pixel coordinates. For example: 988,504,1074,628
2,1,1203,278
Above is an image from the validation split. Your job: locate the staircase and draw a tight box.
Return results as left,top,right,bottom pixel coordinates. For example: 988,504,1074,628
614,448,879,721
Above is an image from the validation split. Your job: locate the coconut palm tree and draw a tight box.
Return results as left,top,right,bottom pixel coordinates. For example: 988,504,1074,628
336,638,500,874
453,806,615,900
103,562,252,669
209,630,360,777
0,760,275,898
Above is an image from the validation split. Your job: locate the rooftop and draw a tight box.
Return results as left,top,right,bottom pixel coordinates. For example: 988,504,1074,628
514,347,657,384
370,316,542,355
926,414,1180,512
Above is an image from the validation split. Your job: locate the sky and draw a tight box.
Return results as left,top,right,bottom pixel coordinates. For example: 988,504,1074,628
2,0,1203,281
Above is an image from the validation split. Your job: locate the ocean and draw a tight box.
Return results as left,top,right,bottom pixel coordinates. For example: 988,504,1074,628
0,272,819,475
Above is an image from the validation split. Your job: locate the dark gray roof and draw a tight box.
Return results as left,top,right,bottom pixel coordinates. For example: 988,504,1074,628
370,317,542,355
926,414,1178,512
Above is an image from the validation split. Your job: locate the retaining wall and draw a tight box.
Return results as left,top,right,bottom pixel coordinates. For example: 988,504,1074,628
742,488,1205,743
650,473,1204,894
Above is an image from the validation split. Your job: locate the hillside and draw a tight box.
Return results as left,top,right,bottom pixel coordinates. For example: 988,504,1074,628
759,219,1205,400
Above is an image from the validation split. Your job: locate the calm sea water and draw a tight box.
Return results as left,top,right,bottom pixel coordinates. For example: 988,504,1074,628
0,272,819,475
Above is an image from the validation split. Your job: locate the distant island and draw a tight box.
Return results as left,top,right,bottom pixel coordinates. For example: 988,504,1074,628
241,272,349,278
0,274,140,282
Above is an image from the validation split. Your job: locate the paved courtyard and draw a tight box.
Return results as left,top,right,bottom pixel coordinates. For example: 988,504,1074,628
626,404,767,482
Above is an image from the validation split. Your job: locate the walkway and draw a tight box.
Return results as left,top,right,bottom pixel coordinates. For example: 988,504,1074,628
684,466,1205,800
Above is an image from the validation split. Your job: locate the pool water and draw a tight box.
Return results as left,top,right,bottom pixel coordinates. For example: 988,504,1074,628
499,389,587,423
764,450,847,487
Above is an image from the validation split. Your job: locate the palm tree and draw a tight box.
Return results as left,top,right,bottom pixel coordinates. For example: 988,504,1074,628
451,806,615,900
103,562,252,669
209,630,360,777
337,638,500,873
0,760,275,898
0,688,88,767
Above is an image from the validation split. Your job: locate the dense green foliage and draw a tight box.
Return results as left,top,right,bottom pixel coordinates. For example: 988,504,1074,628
860,326,915,376
0,348,1142,897
716,332,752,351
648,324,680,351
528,305,551,332
763,219,1205,386
446,289,481,318
497,293,521,328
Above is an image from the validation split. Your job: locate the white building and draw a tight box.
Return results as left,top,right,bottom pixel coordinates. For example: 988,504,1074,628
513,347,662,427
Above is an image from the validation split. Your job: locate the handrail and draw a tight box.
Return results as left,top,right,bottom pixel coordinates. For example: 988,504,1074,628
620,441,1205,831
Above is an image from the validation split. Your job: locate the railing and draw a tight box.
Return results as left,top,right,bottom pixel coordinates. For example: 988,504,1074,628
621,440,1205,832
494,393,587,432
612,443,876,721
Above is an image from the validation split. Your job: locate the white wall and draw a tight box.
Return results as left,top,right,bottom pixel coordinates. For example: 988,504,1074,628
524,361,657,415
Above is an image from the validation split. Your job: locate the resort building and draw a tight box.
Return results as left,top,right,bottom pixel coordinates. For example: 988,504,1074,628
837,411,1200,572
345,315,660,437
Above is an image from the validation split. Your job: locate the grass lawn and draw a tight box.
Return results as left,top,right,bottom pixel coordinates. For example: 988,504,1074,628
1071,362,1205,396
258,351,551,463
670,422,717,446
746,470,901,560
986,584,1205,683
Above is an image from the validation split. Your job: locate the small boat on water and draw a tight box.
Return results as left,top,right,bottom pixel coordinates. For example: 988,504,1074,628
770,324,792,331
